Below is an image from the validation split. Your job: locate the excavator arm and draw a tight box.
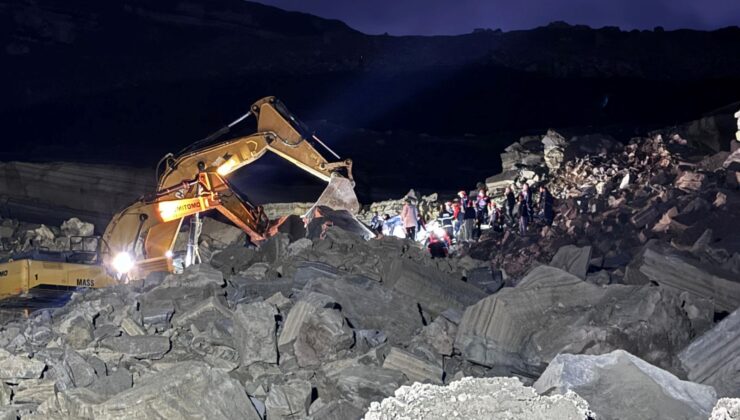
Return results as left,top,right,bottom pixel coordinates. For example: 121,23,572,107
158,96,353,191
102,97,361,279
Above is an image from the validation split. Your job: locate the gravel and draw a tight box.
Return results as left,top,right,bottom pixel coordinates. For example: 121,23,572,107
363,377,593,420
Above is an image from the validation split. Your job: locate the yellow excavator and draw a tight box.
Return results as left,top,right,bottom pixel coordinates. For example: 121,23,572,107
0,97,361,303
101,96,361,280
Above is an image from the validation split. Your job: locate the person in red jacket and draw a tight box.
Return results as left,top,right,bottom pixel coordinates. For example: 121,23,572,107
452,199,462,239
428,227,451,258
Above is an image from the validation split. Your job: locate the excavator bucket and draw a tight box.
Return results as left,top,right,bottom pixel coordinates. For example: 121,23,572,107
301,175,375,239
311,175,361,215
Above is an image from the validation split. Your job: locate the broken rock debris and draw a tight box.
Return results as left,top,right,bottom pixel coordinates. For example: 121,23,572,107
1,121,739,419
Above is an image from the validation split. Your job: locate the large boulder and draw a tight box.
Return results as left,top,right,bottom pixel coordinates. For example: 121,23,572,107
329,364,407,410
625,241,740,313
0,350,45,379
549,245,592,280
382,347,444,385
308,232,385,281
60,217,94,237
199,217,246,250
455,265,695,375
232,301,278,367
300,263,422,344
81,362,259,419
294,305,355,368
383,258,487,316
485,170,519,195
534,350,717,420
679,308,740,398
278,292,336,350
265,379,312,420
542,129,568,172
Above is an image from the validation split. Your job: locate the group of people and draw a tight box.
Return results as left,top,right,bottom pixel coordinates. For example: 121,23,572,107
369,196,427,240
437,183,555,241
437,189,491,242
500,183,555,236
368,182,555,257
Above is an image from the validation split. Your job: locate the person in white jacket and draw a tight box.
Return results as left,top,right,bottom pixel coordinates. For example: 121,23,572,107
401,198,419,240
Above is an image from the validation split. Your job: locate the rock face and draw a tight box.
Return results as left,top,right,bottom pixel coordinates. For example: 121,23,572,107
364,377,593,420
534,350,718,420
0,162,154,230
679,308,740,398
455,265,696,375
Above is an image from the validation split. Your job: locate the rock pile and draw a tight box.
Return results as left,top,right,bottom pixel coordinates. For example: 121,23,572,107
365,377,593,420
0,120,738,418
0,217,501,419
0,217,97,260
473,129,740,287
0,208,734,418
357,190,440,225
455,265,701,376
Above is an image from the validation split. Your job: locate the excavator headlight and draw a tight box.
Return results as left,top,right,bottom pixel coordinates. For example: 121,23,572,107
112,252,135,275
217,158,238,176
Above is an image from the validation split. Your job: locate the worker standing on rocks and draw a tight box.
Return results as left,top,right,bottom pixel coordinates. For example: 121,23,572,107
538,186,555,226
488,201,503,231
458,190,469,209
401,197,419,240
504,186,516,227
521,183,534,216
462,199,477,241
475,190,489,229
439,202,454,237
452,199,463,240
518,193,530,236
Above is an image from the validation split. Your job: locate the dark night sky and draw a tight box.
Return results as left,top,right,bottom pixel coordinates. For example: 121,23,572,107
256,0,740,35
